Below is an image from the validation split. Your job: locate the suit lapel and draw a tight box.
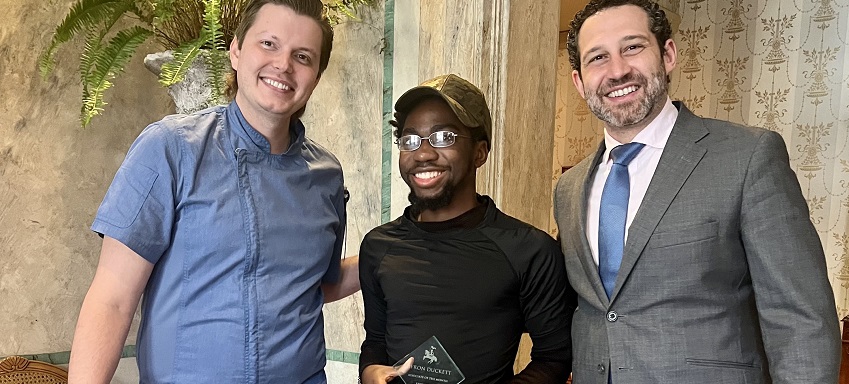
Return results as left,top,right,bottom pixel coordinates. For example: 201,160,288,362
575,141,611,305
610,103,709,302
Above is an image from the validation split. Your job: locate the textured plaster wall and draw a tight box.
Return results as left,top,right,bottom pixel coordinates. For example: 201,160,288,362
306,1,384,361
0,0,172,361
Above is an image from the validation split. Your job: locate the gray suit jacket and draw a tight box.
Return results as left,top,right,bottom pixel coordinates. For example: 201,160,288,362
553,102,840,384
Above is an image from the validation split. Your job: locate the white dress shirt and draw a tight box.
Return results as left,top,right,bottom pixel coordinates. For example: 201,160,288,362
586,98,678,266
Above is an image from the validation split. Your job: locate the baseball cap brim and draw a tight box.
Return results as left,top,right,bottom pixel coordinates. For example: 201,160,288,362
394,87,481,130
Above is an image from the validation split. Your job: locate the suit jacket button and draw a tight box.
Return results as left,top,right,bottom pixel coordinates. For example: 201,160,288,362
597,364,606,373
606,311,618,322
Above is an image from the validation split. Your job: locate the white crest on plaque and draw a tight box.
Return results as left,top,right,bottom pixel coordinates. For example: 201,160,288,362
423,346,438,364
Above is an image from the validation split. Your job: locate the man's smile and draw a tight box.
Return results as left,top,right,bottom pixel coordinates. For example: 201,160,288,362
411,170,446,188
606,85,639,98
262,77,293,91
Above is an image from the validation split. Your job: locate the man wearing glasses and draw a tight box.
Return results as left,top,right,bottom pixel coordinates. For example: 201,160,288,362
358,74,576,384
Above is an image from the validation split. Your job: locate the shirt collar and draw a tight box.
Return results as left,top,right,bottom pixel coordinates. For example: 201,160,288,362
601,97,678,162
226,101,306,155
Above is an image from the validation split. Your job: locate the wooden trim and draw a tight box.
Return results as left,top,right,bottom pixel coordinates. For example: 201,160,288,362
0,355,68,383
840,316,849,383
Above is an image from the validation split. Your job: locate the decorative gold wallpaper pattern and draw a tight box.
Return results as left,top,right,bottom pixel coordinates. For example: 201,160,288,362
553,0,849,316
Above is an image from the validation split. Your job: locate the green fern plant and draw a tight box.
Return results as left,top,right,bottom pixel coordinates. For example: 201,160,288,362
156,0,229,108
40,0,378,128
324,0,373,25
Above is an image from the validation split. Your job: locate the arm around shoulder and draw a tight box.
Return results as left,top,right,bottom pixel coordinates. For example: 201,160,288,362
68,236,154,384
322,255,360,303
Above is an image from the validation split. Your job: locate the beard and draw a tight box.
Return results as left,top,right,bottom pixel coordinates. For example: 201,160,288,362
585,66,668,128
408,187,455,218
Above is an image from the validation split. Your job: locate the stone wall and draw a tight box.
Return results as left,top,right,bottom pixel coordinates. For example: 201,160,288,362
0,1,173,382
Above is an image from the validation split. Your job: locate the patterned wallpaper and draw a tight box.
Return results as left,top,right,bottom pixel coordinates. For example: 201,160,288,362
553,0,849,317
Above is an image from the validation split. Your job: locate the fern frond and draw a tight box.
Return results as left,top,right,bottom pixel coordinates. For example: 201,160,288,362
200,0,226,101
39,0,132,78
79,2,133,84
154,0,204,49
201,0,224,50
203,50,228,104
152,0,178,26
38,47,59,78
337,6,359,22
158,37,205,87
158,0,227,103
324,0,371,25
81,78,112,127
79,29,104,85
81,25,153,127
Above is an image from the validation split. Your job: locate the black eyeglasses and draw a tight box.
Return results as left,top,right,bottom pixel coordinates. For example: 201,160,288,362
395,131,471,151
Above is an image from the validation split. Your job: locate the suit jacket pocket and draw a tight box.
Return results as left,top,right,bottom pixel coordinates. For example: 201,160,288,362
685,358,759,370
647,220,718,249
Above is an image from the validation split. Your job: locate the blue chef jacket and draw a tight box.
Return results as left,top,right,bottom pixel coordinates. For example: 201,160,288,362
92,102,345,383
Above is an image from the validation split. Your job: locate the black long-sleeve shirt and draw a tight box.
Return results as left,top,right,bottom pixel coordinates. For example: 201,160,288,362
359,196,576,384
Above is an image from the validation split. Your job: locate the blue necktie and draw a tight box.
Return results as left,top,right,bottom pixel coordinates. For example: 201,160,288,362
598,142,645,299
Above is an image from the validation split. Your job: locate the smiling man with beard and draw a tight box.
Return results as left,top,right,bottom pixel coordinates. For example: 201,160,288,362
554,0,840,383
358,74,576,384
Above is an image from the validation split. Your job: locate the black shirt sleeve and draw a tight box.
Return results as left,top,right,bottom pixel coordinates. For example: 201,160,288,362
510,231,576,383
359,231,390,374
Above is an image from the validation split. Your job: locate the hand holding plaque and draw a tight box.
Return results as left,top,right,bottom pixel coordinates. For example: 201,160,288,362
393,336,465,384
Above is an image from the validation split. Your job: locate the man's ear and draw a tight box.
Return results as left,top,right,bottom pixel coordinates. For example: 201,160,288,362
473,141,489,168
662,39,678,74
571,69,586,99
229,38,240,71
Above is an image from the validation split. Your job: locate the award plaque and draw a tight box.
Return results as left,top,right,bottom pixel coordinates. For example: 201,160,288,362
394,336,465,384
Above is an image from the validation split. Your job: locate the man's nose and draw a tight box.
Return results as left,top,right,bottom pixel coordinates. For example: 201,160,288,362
607,54,631,80
413,139,439,161
273,55,293,73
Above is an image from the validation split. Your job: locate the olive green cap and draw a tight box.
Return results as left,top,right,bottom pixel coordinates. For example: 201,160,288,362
394,74,492,150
